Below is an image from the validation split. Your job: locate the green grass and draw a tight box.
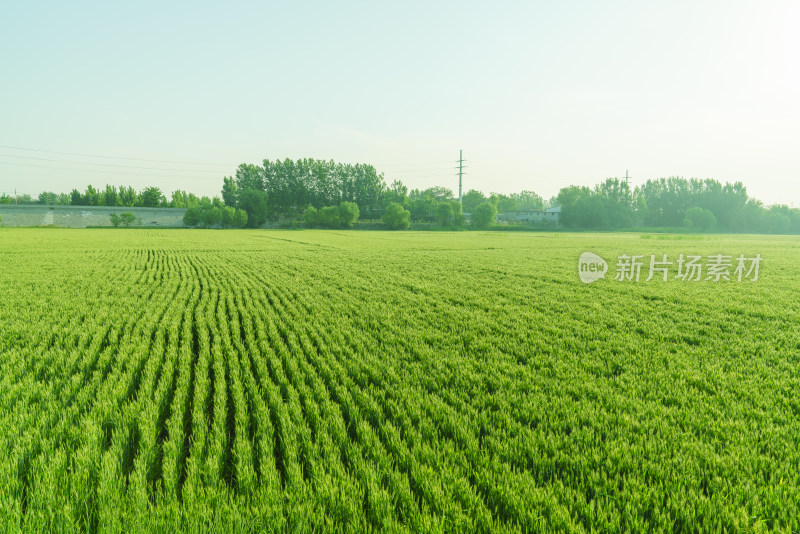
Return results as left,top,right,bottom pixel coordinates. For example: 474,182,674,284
0,228,797,532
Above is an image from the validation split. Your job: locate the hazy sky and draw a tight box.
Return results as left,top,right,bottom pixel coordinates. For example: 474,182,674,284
1,1,798,204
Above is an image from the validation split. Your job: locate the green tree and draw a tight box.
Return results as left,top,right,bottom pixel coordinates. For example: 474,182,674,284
103,185,119,206
259,158,387,218
233,209,248,228
409,197,437,223
235,163,264,191
237,189,269,228
461,190,487,213
318,206,341,228
514,190,544,211
382,180,408,208
109,213,121,227
119,186,137,207
139,187,165,207
222,176,239,207
381,202,410,230
119,212,136,227
763,207,791,234
200,207,222,228
171,190,189,208
185,193,201,208
683,206,716,230
491,193,517,214
594,178,633,227
436,202,454,225
38,192,60,205
422,186,454,201
36,192,55,205
472,202,497,228
303,206,318,227
338,201,360,228
217,205,248,228
555,185,592,228
83,185,101,206
220,206,236,228
183,207,201,227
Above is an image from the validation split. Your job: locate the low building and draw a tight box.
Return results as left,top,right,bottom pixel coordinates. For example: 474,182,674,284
497,206,561,225
0,204,187,228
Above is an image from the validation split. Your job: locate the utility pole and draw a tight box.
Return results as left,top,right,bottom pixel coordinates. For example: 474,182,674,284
624,170,630,187
458,149,464,203
14,188,17,204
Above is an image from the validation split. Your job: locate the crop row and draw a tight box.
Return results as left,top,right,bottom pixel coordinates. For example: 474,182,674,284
0,229,797,532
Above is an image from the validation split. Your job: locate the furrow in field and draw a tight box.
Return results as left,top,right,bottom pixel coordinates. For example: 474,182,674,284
159,263,202,501
242,257,501,528
224,260,446,527
181,260,217,506
10,247,183,528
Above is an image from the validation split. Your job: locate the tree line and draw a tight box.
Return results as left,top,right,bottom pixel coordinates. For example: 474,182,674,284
1,186,213,209
5,160,800,233
555,177,800,233
221,159,385,219
218,160,498,228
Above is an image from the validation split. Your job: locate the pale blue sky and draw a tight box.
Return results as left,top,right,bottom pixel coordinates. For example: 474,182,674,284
1,1,798,204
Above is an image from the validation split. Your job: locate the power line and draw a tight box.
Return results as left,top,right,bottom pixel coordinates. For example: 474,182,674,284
0,145,485,193
0,145,460,174
0,154,223,174
373,160,453,167
0,161,224,181
381,173,458,180
462,174,551,191
1,144,465,172
0,144,234,166
0,161,461,186
380,167,457,174
1,159,459,183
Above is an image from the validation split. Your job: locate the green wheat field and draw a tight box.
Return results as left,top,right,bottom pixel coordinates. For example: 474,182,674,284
0,228,797,532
